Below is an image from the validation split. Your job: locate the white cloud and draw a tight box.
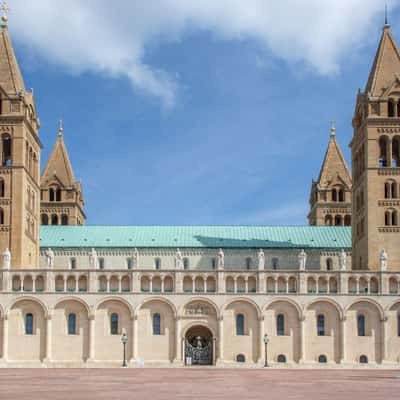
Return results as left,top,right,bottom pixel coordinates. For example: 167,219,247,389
9,0,393,107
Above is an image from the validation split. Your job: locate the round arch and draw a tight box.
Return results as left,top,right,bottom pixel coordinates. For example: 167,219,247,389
8,296,48,318
182,321,217,338
136,296,177,318
385,299,400,313
94,296,134,318
221,297,261,318
263,297,303,319
53,297,91,317
179,297,220,319
306,298,344,320
345,298,385,320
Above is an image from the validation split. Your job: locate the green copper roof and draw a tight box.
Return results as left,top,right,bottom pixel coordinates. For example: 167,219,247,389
39,226,351,249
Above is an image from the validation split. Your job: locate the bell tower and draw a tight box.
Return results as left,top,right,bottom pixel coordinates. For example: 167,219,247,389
0,10,41,268
351,23,400,270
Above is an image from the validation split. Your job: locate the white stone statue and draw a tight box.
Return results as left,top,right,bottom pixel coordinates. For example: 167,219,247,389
89,248,99,269
380,249,388,271
298,249,307,271
2,248,10,270
175,248,183,269
45,248,54,269
339,249,347,271
217,248,224,269
132,248,139,269
258,249,265,270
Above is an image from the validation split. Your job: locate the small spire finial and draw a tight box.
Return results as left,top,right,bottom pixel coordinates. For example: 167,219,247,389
58,119,63,136
385,1,389,27
1,0,9,26
330,120,336,137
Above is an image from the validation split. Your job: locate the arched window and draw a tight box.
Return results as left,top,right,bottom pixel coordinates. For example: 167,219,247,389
344,215,351,226
153,313,161,335
2,134,12,166
392,182,398,199
49,188,55,202
236,314,245,336
51,214,58,226
317,314,325,336
41,214,48,225
385,210,391,226
359,355,368,364
379,136,388,167
389,99,396,117
393,136,400,167
61,214,68,226
56,189,62,202
25,313,33,335
0,179,4,198
0,208,4,225
326,258,333,271
68,313,77,335
332,189,338,202
318,355,327,363
272,258,279,270
357,314,366,337
245,257,252,270
334,215,342,226
393,210,398,226
277,314,285,336
154,258,161,270
385,182,391,199
325,215,333,226
183,258,189,270
236,354,246,363
397,314,400,337
277,354,286,363
338,189,345,202
110,313,119,335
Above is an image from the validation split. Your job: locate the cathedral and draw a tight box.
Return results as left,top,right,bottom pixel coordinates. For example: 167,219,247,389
0,11,399,368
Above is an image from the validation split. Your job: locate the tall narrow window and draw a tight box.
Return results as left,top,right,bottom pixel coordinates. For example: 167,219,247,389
56,189,62,202
183,258,189,270
392,210,398,226
153,313,161,335
2,134,12,166
127,258,132,270
41,214,49,226
385,210,391,226
326,258,333,271
389,99,395,117
332,189,338,202
70,258,77,269
68,313,77,335
272,258,279,270
155,258,161,270
211,258,216,270
51,214,58,226
357,314,366,337
245,257,252,270
0,179,4,198
61,215,68,226
335,215,342,226
49,188,55,202
397,314,400,337
338,189,344,202
99,258,105,269
385,182,391,199
393,136,400,167
236,314,245,336
379,136,388,167
344,215,351,226
110,313,119,335
277,314,285,336
25,313,33,335
317,314,325,336
0,208,4,225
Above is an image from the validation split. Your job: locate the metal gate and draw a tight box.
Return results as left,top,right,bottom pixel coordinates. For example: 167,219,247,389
185,336,212,365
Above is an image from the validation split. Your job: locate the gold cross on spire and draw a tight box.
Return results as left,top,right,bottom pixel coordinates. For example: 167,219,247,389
1,1,9,25
58,119,63,136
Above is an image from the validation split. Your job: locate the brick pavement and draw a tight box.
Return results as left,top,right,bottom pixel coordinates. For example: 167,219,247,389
0,369,399,400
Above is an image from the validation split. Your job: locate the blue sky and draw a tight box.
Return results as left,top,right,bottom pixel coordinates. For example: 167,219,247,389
8,1,400,225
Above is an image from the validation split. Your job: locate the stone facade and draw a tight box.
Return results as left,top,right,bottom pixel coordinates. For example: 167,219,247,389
0,15,398,368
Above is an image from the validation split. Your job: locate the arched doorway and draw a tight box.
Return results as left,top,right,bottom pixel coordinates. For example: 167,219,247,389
185,325,213,366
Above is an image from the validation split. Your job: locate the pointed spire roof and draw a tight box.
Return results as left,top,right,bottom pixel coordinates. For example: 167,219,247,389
317,124,352,188
0,18,25,95
365,25,400,97
41,121,76,188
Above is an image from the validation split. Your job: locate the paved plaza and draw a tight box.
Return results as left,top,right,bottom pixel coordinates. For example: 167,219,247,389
0,369,399,400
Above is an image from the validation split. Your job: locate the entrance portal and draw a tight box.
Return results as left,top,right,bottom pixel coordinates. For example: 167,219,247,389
185,326,213,366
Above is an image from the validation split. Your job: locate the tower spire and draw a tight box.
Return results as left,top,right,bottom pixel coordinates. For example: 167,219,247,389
58,119,63,137
330,120,336,137
385,1,389,27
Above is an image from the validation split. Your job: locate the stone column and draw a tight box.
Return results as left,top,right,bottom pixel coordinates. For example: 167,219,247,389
285,278,289,294
63,277,67,293
88,315,95,362
1,315,8,361
274,278,278,294
356,277,360,294
340,316,346,364
118,276,122,292
299,317,306,363
44,314,52,363
32,277,36,293
204,277,207,293
218,317,224,362
212,338,217,365
191,277,195,293
381,317,388,363
75,278,79,292
258,316,264,364
234,277,237,294
161,277,165,293
367,278,371,294
132,315,138,361
106,277,110,293
245,278,249,294
174,317,181,363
